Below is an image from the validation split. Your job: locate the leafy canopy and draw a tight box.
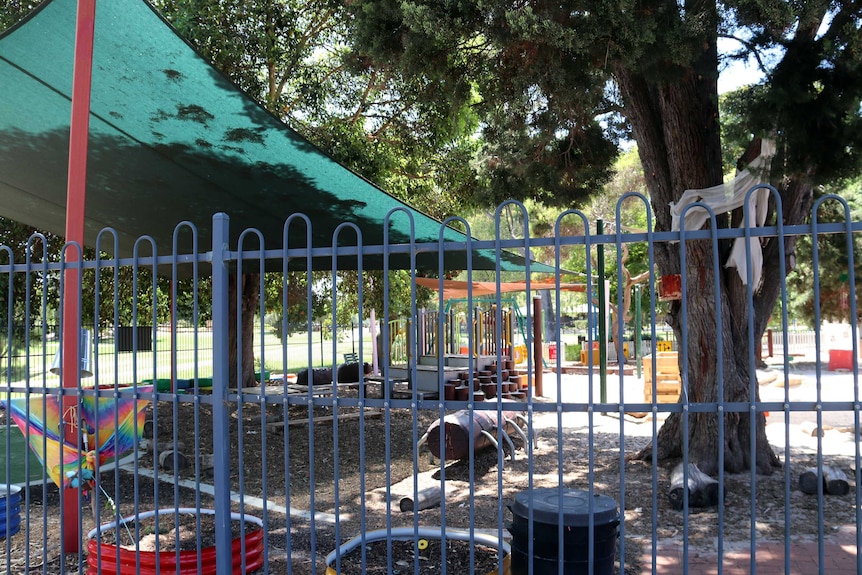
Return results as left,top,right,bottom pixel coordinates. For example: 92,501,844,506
347,1,862,202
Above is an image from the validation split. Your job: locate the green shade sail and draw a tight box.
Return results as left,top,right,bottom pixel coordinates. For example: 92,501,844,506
0,0,544,273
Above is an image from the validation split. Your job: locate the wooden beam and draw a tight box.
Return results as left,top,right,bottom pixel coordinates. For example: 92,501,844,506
265,409,382,432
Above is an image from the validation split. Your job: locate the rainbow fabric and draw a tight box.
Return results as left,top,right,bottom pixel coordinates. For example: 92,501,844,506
3,386,153,489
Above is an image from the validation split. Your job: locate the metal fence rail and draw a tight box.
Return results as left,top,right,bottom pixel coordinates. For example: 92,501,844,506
1,193,860,574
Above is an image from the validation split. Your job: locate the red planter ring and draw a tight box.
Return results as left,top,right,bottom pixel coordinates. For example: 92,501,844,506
86,508,264,574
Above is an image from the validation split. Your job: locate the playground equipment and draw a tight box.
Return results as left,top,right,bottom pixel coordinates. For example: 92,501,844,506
383,303,525,394
397,300,522,360
418,405,531,465
642,352,682,403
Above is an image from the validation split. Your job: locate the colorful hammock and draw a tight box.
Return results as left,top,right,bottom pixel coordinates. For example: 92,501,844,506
3,386,153,490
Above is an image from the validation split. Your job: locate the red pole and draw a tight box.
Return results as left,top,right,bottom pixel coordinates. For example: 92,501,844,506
62,0,97,554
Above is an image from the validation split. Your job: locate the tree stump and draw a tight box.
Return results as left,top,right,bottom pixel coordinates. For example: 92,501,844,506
668,463,721,510
158,450,189,471
799,466,850,496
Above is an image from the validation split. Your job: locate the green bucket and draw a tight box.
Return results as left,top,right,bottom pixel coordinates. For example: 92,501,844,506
141,378,173,392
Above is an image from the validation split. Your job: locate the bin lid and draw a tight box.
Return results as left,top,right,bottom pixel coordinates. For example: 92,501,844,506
511,488,618,526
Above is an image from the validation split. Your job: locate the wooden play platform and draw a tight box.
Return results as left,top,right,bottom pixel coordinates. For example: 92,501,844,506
642,351,681,403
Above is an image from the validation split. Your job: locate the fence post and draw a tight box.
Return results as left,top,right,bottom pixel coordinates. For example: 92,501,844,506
211,213,232,574
533,295,543,397
597,219,607,403
634,284,642,378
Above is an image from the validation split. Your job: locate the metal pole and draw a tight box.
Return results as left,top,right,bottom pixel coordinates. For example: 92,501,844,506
533,295,543,397
634,285,643,378
211,213,233,573
597,220,607,403
61,0,97,554
171,282,176,390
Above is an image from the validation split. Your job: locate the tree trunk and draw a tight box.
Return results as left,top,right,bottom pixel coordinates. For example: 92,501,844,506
628,174,811,475
643,258,781,474
228,273,259,389
615,30,784,474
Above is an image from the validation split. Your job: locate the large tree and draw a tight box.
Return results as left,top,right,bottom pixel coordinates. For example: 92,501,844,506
347,1,862,474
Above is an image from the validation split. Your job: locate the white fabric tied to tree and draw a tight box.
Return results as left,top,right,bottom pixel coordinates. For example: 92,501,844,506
669,139,775,288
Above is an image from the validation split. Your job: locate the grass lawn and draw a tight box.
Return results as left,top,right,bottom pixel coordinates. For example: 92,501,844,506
4,323,374,386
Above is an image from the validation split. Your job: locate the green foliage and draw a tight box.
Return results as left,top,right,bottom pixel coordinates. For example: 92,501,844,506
787,179,862,327
0,1,42,30
565,343,581,362
153,0,343,110
265,269,425,341
266,271,328,340
738,12,862,183
172,276,212,326
332,269,433,332
0,217,216,360
348,0,622,209
554,148,652,310
719,88,760,174
75,254,212,329
0,218,59,359
348,1,862,213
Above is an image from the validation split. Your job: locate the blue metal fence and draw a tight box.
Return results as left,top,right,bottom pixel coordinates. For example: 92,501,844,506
1,192,860,574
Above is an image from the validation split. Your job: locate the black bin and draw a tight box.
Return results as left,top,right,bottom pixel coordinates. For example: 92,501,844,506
115,326,153,352
508,488,619,575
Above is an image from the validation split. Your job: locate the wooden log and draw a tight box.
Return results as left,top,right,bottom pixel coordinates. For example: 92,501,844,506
668,463,720,510
158,449,188,471
335,361,372,383
425,407,521,460
799,420,830,437
399,486,442,512
799,466,850,496
798,468,819,494
265,409,382,431
824,466,847,495
295,363,372,386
